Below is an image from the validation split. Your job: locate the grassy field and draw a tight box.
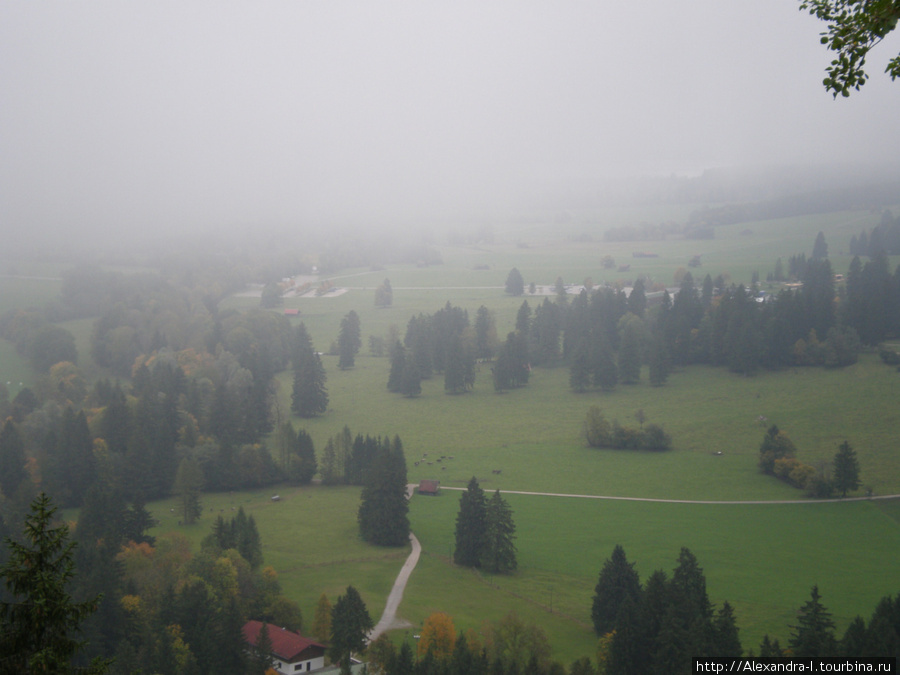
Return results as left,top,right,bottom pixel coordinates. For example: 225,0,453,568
277,351,900,500
141,483,900,663
8,203,900,663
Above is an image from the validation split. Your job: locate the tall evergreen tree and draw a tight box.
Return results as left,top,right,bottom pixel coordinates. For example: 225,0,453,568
789,586,837,657
331,586,373,670
505,268,525,296
481,490,517,574
291,429,318,484
474,305,497,360
388,340,406,393
812,231,829,261
375,278,393,307
569,344,592,393
53,408,97,508
444,335,475,395
400,359,422,398
0,493,111,675
291,323,329,417
832,440,860,497
173,456,204,525
515,300,532,335
617,317,643,385
358,437,410,546
454,477,487,568
591,545,641,636
252,622,274,674
337,311,362,370
628,278,647,318
712,601,742,657
0,419,27,500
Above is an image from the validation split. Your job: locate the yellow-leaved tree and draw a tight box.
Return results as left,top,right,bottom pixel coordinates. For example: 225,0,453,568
418,612,456,661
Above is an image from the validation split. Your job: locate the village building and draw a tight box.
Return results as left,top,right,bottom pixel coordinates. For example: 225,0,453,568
243,620,326,675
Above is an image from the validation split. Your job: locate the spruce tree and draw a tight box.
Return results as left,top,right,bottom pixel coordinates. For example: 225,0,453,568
628,278,647,317
0,419,27,500
291,323,328,417
358,437,409,546
330,586,373,669
617,328,642,385
388,340,406,392
0,493,111,674
444,334,474,394
400,359,422,398
474,305,497,360
173,456,203,525
789,586,837,657
292,429,318,484
481,490,517,574
337,310,362,370
505,268,525,296
591,545,641,636
569,344,592,393
454,477,487,567
252,622,274,674
832,440,860,497
712,601,742,656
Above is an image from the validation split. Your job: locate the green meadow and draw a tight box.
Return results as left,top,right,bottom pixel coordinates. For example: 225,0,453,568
8,203,900,662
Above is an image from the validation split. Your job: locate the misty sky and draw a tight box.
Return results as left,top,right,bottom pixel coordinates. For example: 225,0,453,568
2,1,899,241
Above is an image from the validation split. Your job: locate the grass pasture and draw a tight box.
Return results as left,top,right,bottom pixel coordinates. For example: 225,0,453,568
409,492,900,658
281,351,900,499
146,485,407,628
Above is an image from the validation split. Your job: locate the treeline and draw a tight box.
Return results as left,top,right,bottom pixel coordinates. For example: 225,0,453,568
849,210,900,257
367,611,566,675
388,303,487,397
591,546,741,674
590,545,900,671
686,183,900,229
602,221,713,242
0,491,302,675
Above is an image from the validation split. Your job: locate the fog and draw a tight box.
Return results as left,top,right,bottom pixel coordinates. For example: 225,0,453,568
2,1,899,248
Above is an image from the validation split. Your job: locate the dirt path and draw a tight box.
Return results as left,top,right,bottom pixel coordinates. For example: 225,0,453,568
367,533,421,642
438,486,900,505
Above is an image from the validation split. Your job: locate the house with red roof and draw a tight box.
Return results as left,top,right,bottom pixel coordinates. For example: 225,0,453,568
243,620,326,675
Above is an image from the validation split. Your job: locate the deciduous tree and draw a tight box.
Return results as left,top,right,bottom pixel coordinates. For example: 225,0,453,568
800,0,900,97
418,612,456,661
312,593,333,643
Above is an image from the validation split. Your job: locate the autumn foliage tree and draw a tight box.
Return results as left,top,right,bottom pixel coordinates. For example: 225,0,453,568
418,612,456,661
